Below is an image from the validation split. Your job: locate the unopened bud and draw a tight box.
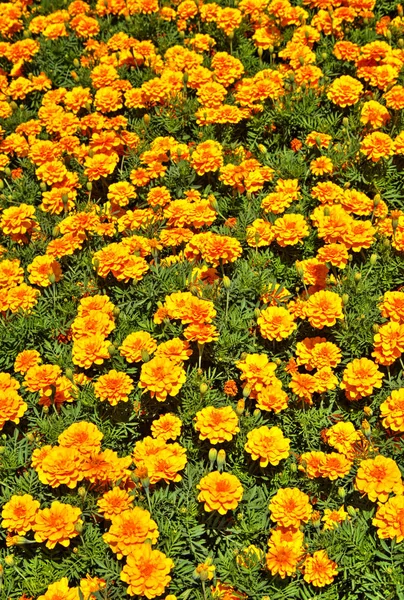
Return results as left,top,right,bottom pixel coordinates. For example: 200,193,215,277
26,432,35,442
108,344,116,356
373,323,380,333
74,519,84,533
364,405,373,416
343,117,349,127
338,486,346,499
209,448,217,466
143,114,150,126
253,408,261,417
4,555,14,566
48,273,56,284
361,419,371,437
86,182,93,192
223,276,231,289
200,383,208,395
370,254,378,265
354,272,361,282
243,386,251,398
342,293,349,306
235,398,245,416
257,47,263,58
113,306,120,317
373,194,381,207
40,182,47,192
140,349,150,362
347,505,357,518
217,449,226,471
73,58,80,67
78,487,86,498
254,307,261,319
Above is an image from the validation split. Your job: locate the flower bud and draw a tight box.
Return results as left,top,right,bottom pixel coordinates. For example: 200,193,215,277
86,182,93,192
223,276,231,289
26,432,35,442
93,257,100,270
74,519,84,534
361,419,371,437
108,343,116,356
141,349,150,362
354,272,361,282
370,254,378,265
40,182,47,192
254,307,261,319
290,462,297,472
338,486,346,499
209,447,217,467
253,408,261,417
236,398,245,416
399,38,404,48
373,323,379,333
373,194,381,207
257,47,263,58
200,383,208,395
342,293,349,306
217,449,226,471
73,58,80,67
347,505,357,518
364,405,373,416
242,386,251,398
78,486,86,498
4,555,14,566
143,114,150,126
258,144,267,153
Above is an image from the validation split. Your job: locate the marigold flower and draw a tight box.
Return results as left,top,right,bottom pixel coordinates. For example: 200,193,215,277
195,406,240,444
121,543,174,598
355,455,403,503
33,501,81,549
151,413,182,441
245,425,290,467
72,334,111,369
28,255,62,287
380,388,404,432
303,550,338,587
119,331,157,363
372,320,404,366
327,75,363,107
310,156,333,176
360,100,390,128
322,506,350,531
266,541,303,579
340,358,383,401
305,290,343,329
93,370,134,405
103,507,159,559
319,452,352,480
272,213,309,247
372,495,404,542
191,140,223,175
14,349,41,374
360,131,394,162
255,384,288,413
155,338,192,364
0,389,28,430
35,446,85,489
58,421,103,455
269,487,313,528
97,487,134,520
289,372,317,402
236,353,277,398
139,356,186,402
325,422,361,457
1,494,40,534
197,471,243,515
37,578,79,600
257,306,296,341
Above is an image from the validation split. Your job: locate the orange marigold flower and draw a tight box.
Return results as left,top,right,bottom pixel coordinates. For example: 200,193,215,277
120,543,174,598
28,255,62,287
151,413,182,441
272,213,309,246
316,243,349,269
384,84,404,110
0,258,24,288
360,131,394,162
319,452,352,480
195,405,240,444
269,487,313,528
325,421,361,457
355,455,403,503
257,306,296,341
256,385,289,413
340,357,383,401
322,506,350,531
266,541,303,579
245,425,290,467
372,495,404,542
184,322,219,344
139,356,186,402
289,372,317,402
191,140,223,175
35,446,84,489
197,471,243,515
72,334,111,369
84,152,119,180
1,494,40,534
58,421,103,455
154,338,192,364
299,451,326,479
103,507,159,559
305,290,343,329
236,353,277,398
119,331,157,363
372,320,404,366
303,550,338,587
223,379,238,397
93,370,134,405
360,100,390,128
310,156,333,176
380,388,404,432
37,578,78,600
97,487,134,520
33,501,81,549
14,349,41,374
327,75,363,107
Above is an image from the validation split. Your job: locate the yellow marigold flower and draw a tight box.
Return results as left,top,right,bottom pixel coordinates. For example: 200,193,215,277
355,455,403,503
194,406,240,445
255,384,288,413
272,213,309,247
303,550,338,587
360,131,394,162
121,543,174,598
322,506,350,531
266,540,303,579
191,140,223,176
33,501,82,549
97,487,134,520
305,290,343,329
245,426,290,467
139,356,186,402
136,441,188,485
37,578,79,600
380,388,404,432
72,334,111,369
0,389,28,430
14,349,42,374
35,446,85,489
324,422,361,457
340,357,383,401
310,156,333,176
71,311,115,341
372,495,404,542
151,413,182,441
257,306,296,341
197,471,243,515
1,494,40,534
79,575,106,600
27,255,62,287
103,507,159,559
93,370,134,406
154,338,192,363
269,487,313,528
319,452,352,481
119,331,157,363
58,421,103,455
327,75,363,107
236,353,277,398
